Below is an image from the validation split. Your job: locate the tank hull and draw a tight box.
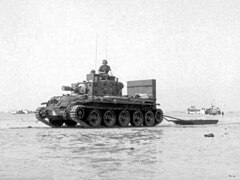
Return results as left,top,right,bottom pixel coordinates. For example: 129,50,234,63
36,96,163,128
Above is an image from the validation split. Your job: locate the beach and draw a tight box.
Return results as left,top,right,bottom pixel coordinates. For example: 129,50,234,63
0,112,240,180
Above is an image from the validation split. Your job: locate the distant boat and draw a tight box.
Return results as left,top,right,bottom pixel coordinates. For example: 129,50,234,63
205,105,221,115
187,106,205,114
187,105,222,115
11,109,33,114
11,110,17,114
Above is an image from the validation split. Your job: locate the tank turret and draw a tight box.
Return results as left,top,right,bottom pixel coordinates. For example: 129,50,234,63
62,74,124,96
35,71,163,128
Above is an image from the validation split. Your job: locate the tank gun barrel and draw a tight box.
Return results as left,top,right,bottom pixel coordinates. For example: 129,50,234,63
62,86,74,91
62,83,87,94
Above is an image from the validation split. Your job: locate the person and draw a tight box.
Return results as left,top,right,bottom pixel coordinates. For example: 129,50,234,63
98,59,112,79
90,69,96,74
89,69,98,82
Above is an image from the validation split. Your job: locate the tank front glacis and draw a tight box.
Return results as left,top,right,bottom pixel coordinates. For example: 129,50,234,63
35,73,163,128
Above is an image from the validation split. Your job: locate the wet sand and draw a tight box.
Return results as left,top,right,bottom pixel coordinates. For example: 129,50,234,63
0,112,240,179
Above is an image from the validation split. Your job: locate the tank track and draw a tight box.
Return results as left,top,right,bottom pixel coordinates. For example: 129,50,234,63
35,107,56,128
36,106,163,128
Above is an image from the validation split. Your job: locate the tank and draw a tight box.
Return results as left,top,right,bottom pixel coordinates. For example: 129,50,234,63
35,73,163,128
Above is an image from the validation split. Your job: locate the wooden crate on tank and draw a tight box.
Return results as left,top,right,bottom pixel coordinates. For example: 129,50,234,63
127,79,156,100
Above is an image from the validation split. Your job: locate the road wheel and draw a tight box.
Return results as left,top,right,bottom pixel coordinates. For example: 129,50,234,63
103,110,116,127
131,110,143,127
118,110,130,127
155,109,163,125
144,111,155,127
88,109,102,127
69,105,85,121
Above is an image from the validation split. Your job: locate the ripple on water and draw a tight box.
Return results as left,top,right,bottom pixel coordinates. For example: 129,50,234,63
1,122,164,179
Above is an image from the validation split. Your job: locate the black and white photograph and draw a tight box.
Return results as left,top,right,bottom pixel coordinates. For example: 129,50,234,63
0,0,240,179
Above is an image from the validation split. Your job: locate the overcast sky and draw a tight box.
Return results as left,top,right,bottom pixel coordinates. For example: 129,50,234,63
0,0,240,112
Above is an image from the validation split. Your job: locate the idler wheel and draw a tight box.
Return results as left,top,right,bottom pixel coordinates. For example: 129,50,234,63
131,110,143,127
155,109,163,125
87,109,102,127
35,107,46,121
144,111,155,127
118,110,130,127
103,110,116,127
65,120,77,127
49,119,64,127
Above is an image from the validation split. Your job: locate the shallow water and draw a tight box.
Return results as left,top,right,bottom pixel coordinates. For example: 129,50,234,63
0,112,240,179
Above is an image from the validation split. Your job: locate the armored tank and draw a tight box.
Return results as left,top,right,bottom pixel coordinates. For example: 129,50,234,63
35,73,163,128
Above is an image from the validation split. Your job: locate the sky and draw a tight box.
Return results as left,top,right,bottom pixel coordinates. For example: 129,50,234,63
0,0,240,112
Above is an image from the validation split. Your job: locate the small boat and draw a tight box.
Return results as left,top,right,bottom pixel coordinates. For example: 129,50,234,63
205,105,221,115
11,109,33,114
170,119,218,125
186,106,205,114
187,103,222,115
164,115,218,125
187,106,200,114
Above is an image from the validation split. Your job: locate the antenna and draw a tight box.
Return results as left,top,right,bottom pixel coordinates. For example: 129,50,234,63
95,34,98,70
105,26,108,59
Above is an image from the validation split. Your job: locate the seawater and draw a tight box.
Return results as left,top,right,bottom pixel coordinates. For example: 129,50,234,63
0,112,240,180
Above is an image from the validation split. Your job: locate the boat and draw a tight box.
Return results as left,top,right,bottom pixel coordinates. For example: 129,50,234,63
187,106,205,114
187,104,222,115
170,119,218,125
11,109,33,114
205,105,221,115
164,115,218,125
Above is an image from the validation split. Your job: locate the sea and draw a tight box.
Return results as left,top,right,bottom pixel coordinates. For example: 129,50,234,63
0,112,240,180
